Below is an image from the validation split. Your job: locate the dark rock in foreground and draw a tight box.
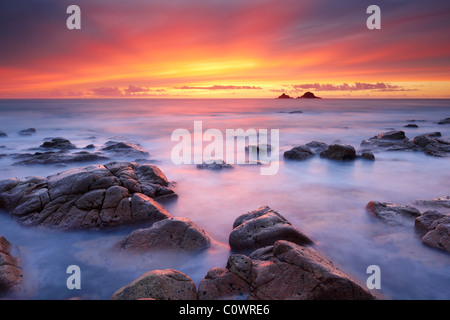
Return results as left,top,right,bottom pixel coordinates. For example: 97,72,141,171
198,241,374,300
0,162,176,229
111,269,197,300
320,144,356,160
229,206,312,252
117,217,211,252
0,236,22,295
284,145,314,161
366,201,421,226
298,92,321,99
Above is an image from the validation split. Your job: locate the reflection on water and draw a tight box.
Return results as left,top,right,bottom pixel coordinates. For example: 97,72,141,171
0,99,449,299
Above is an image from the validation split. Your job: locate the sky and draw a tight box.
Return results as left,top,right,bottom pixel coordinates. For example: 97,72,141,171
1,0,450,99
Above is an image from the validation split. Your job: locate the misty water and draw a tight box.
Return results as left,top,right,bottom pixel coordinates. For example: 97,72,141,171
0,98,449,300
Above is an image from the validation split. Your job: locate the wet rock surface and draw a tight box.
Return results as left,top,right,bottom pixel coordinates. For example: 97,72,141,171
0,236,22,295
0,161,175,229
229,206,313,252
198,241,373,300
366,201,421,226
320,144,356,160
111,269,197,300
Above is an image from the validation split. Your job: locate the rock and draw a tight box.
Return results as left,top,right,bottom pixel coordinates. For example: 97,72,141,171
12,151,109,165
198,241,374,300
415,210,447,234
413,132,442,148
366,201,421,226
283,145,314,161
404,124,418,128
361,131,417,152
0,131,7,138
413,196,450,210
18,128,36,136
319,144,356,160
438,117,450,125
100,141,149,158
229,206,312,252
297,92,321,99
277,93,293,99
421,216,450,253
111,269,197,300
40,138,77,150
0,236,22,295
197,159,233,170
288,110,303,114
305,141,328,154
361,151,375,161
117,217,211,252
84,144,95,149
0,162,175,229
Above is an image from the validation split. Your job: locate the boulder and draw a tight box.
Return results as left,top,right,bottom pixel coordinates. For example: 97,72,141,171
361,151,375,161
438,117,450,125
117,217,211,252
197,160,233,170
0,131,7,138
366,201,421,226
361,131,417,152
111,269,197,300
413,132,442,148
320,144,356,160
0,236,22,295
40,138,77,150
198,241,374,300
415,210,446,234
101,141,150,158
0,162,175,229
229,206,312,252
283,145,314,161
421,216,450,253
18,128,36,136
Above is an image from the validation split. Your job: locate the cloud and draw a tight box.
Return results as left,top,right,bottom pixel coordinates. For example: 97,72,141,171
90,87,123,96
175,85,262,90
283,82,415,92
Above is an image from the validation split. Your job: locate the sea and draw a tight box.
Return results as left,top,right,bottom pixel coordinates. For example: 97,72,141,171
0,98,449,299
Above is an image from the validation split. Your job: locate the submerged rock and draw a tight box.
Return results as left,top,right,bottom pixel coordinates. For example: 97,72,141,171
18,128,36,136
198,241,373,300
0,236,22,295
366,201,421,226
0,162,175,229
438,117,450,125
111,269,197,300
0,131,7,137
197,160,233,170
283,145,314,161
117,217,211,252
320,144,356,160
361,151,375,161
229,206,312,252
40,138,77,150
101,141,150,158
404,124,419,128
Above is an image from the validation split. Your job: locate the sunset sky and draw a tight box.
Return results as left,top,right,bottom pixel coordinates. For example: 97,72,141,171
1,0,450,99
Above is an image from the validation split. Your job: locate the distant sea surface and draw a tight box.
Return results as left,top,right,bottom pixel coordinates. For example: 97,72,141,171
0,99,449,299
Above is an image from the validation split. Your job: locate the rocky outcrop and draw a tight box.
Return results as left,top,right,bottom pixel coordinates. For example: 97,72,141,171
366,201,421,226
415,211,449,253
40,138,77,150
413,196,450,210
438,117,450,125
117,217,211,252
0,162,176,229
298,92,321,99
229,206,312,252
320,144,356,160
361,131,417,152
277,93,293,99
198,241,373,300
0,236,22,295
12,151,109,166
283,145,314,161
100,141,150,158
111,269,197,300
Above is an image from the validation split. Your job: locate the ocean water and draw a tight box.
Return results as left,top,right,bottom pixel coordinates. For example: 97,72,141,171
0,98,449,300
